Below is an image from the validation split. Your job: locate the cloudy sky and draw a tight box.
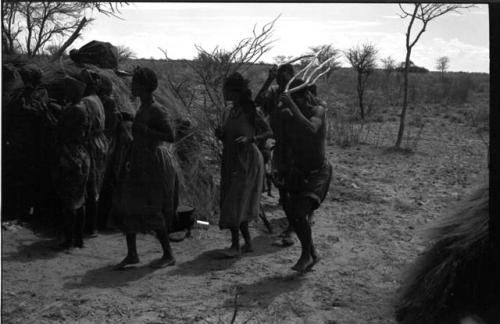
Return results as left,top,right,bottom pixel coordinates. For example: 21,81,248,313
73,3,489,73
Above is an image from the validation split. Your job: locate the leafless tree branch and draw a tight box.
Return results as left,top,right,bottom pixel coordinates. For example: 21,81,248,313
395,2,474,148
2,1,127,56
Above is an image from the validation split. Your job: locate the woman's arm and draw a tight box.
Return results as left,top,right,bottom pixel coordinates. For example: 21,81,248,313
134,105,175,142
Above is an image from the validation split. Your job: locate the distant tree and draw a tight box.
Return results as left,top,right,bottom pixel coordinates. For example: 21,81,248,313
306,44,341,81
158,47,170,60
1,1,127,56
345,43,378,119
435,56,450,80
117,45,136,62
273,55,294,65
381,56,396,76
395,3,474,148
396,60,429,73
381,56,397,105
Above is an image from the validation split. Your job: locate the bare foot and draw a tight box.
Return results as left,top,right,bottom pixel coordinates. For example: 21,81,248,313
306,255,320,271
242,243,254,253
113,255,140,270
291,255,314,273
150,257,176,269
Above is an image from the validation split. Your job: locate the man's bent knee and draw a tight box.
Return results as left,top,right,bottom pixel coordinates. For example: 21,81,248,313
285,196,315,223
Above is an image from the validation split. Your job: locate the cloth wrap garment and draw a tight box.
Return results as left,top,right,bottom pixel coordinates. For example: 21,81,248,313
111,102,178,233
80,95,109,201
219,108,265,229
52,101,92,210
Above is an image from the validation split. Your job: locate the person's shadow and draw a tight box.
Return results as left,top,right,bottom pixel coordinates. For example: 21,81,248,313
2,238,65,263
169,234,284,277
168,249,241,276
63,263,156,289
222,273,306,308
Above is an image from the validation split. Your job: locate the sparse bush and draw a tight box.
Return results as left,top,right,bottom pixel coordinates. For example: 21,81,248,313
345,43,378,119
116,45,136,62
448,73,474,104
327,101,366,147
467,104,489,133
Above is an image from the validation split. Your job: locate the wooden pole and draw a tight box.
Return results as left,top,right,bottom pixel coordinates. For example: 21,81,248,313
52,17,88,61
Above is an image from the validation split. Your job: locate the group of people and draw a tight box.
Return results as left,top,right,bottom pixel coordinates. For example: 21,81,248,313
216,64,332,272
3,59,331,273
2,63,131,248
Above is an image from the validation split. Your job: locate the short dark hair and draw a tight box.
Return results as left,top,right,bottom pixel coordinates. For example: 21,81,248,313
223,72,249,92
223,72,256,117
277,63,294,76
19,64,42,86
133,67,158,92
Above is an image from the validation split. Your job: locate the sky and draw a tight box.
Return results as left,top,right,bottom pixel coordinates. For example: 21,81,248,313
72,3,489,73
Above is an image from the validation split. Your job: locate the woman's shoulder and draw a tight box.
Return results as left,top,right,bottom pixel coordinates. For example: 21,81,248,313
150,101,171,117
149,101,165,111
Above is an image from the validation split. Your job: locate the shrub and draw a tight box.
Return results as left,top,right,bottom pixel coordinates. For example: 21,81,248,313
448,73,474,104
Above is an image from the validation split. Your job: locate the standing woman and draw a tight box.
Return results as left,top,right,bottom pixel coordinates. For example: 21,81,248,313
112,67,177,269
96,75,121,230
52,77,90,248
79,70,109,237
216,72,272,258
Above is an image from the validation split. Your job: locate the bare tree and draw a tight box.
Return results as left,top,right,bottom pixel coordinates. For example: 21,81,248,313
345,43,378,120
381,56,397,105
2,2,22,54
435,56,450,80
158,47,170,60
395,3,474,148
1,1,127,56
381,56,396,76
306,44,341,82
117,45,136,62
189,15,279,131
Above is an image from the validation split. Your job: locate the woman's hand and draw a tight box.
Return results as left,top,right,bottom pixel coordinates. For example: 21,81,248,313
235,136,253,144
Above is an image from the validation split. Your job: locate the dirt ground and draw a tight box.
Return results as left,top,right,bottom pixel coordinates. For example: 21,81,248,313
1,115,488,324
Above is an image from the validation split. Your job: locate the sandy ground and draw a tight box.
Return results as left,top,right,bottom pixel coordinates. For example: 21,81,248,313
1,116,488,324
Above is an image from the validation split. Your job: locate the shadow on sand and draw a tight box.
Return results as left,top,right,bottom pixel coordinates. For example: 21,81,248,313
169,234,285,277
168,249,241,276
2,238,67,263
63,263,157,289
222,273,307,308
